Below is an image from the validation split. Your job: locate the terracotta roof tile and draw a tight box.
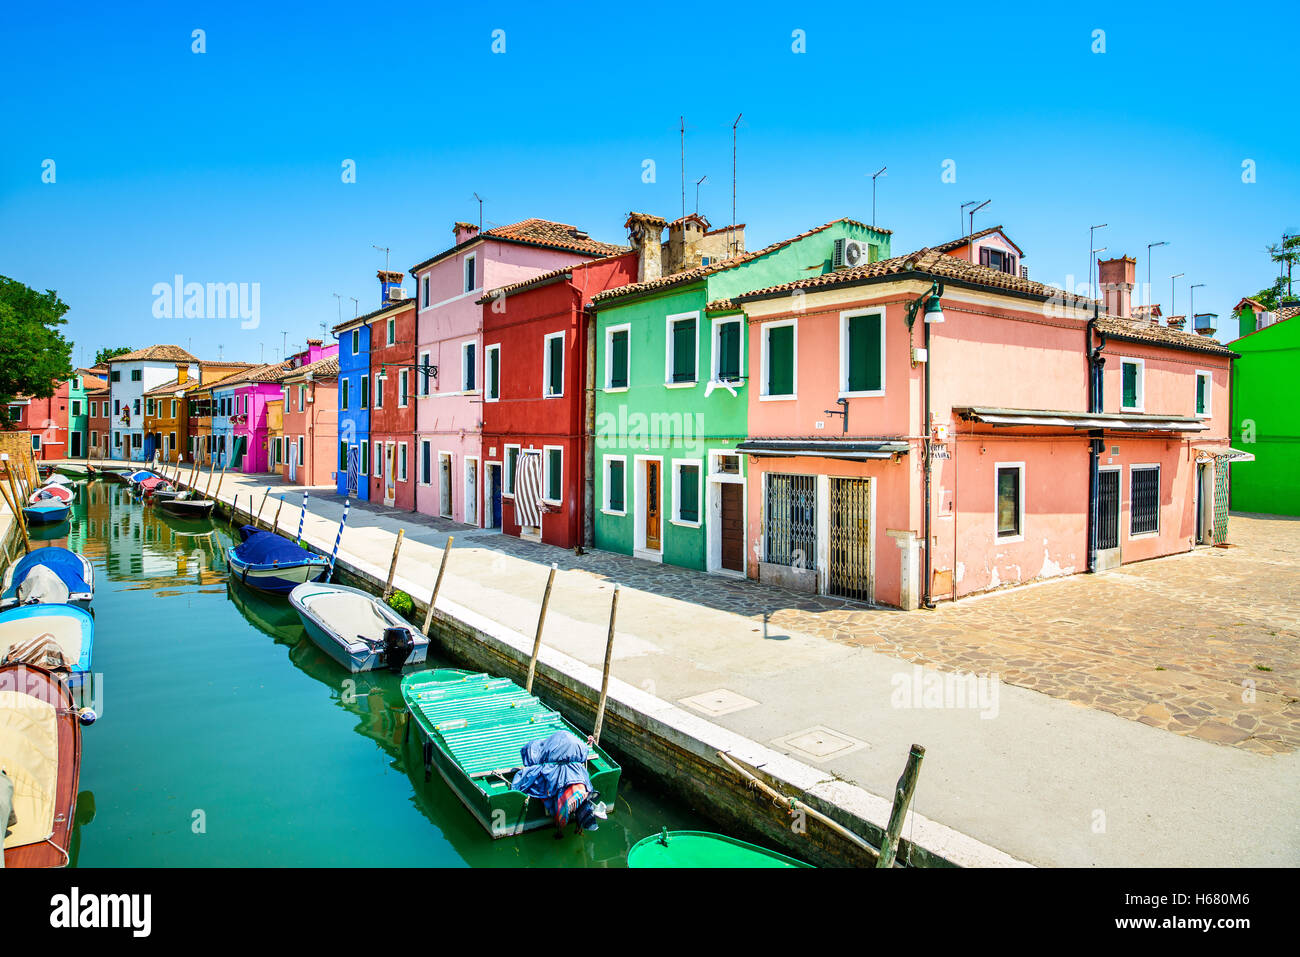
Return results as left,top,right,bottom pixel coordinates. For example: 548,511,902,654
410,218,628,274
1094,317,1238,357
479,250,637,302
932,225,1023,256
280,355,339,380
108,344,199,363
332,298,415,334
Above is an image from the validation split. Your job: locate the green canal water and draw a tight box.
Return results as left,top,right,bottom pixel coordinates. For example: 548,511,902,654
34,479,704,867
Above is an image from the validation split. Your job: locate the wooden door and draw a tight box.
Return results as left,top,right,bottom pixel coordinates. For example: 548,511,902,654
645,460,661,550
385,443,396,504
720,483,744,572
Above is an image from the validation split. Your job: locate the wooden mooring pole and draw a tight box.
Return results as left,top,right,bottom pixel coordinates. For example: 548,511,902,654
271,497,284,536
212,463,228,503
255,487,270,528
591,584,620,746
421,536,453,636
0,471,30,555
382,529,405,599
876,743,926,869
524,563,557,694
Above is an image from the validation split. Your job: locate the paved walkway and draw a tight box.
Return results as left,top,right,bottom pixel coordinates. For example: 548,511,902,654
182,470,1300,865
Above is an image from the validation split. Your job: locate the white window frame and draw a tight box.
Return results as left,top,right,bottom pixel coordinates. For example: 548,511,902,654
760,317,798,401
605,322,631,392
485,343,500,402
419,438,432,485
671,458,704,527
70,399,82,417
1120,358,1145,412
1129,463,1162,539
297,436,305,466
341,377,349,410
421,275,430,309
463,253,477,294
994,461,1026,543
374,441,383,479
664,311,700,388
464,455,479,526
710,314,745,386
543,332,565,398
398,369,409,408
418,352,431,396
374,372,384,409
1195,369,1212,418
602,454,627,516
351,328,360,354
542,445,563,505
386,317,396,347
838,307,887,398
359,440,369,476
503,444,520,497
461,340,477,392
31,434,41,451
397,441,408,482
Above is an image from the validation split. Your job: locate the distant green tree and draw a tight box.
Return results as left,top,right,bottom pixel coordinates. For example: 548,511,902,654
0,275,74,427
1251,233,1300,310
94,345,133,366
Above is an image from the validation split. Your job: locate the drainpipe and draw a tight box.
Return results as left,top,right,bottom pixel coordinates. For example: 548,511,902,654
1085,304,1106,573
922,311,936,609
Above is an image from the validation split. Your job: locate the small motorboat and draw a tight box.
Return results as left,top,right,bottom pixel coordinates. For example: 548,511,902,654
401,669,621,838
1,547,95,610
21,502,70,526
228,525,329,595
29,484,74,505
157,494,215,518
44,474,72,486
0,662,86,867
289,582,428,673
628,828,812,868
0,605,95,687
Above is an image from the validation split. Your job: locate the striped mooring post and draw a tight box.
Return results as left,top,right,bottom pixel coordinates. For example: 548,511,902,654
296,490,309,545
328,499,350,582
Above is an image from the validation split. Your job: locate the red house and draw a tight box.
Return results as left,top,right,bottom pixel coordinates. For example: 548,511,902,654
480,251,639,547
368,289,418,511
7,382,69,460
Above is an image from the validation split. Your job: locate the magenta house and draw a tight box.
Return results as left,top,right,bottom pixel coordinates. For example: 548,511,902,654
231,339,337,473
409,219,626,525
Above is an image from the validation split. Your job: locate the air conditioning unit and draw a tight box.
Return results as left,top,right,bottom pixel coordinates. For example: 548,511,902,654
833,238,872,270
388,288,407,300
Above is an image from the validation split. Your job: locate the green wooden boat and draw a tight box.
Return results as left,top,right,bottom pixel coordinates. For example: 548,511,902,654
628,828,812,868
401,668,621,839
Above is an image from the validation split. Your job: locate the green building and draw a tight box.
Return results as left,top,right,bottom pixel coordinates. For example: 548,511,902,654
590,215,891,572
66,369,102,458
1229,300,1299,515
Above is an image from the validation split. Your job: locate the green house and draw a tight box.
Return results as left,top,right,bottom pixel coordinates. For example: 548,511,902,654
66,370,98,458
590,216,891,573
1229,306,1299,516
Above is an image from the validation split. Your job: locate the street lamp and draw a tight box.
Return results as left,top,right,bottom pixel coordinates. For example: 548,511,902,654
1169,273,1184,316
1089,224,1108,299
1190,282,1205,324
1146,241,1168,307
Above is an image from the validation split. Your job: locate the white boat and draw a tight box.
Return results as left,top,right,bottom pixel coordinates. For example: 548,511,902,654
288,583,429,673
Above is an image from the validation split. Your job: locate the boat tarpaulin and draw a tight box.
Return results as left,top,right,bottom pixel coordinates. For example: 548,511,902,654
16,567,70,606
9,549,89,595
139,476,169,491
233,529,312,566
515,450,543,529
510,730,592,815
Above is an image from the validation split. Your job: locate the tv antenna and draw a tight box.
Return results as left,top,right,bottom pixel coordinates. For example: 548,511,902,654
372,245,391,271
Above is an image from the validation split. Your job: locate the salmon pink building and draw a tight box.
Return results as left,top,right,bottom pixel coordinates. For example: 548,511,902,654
409,219,626,526
731,246,1238,609
480,250,639,547
280,355,339,487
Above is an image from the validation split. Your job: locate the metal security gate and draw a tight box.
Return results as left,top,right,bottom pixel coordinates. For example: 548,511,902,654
1097,469,1120,550
764,473,816,570
828,477,872,602
1212,459,1230,545
347,446,359,496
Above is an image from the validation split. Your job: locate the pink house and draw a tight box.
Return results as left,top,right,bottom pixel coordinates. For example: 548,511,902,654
231,339,336,474
731,245,1237,610
408,219,626,524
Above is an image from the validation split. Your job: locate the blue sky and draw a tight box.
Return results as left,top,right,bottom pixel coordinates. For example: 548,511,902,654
2,1,1296,366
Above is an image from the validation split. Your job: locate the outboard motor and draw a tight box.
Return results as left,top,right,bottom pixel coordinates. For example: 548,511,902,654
383,627,415,672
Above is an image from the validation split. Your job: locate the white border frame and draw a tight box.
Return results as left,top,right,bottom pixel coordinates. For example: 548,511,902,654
710,314,745,386
633,454,664,560
460,340,478,393
463,253,477,295
994,461,1026,543
838,307,886,398
605,323,631,392
671,457,704,528
1120,357,1145,413
1194,369,1212,418
397,441,408,482
419,438,432,485
664,310,700,388
464,455,479,526
543,332,565,398
760,317,799,401
542,444,563,505
484,344,500,402
503,444,520,497
1128,463,1161,539
602,454,627,516
438,451,454,518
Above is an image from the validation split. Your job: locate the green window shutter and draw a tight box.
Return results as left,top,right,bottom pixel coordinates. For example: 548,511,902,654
1122,363,1137,407
679,465,699,522
506,448,517,492
609,460,625,511
847,314,881,392
767,325,794,395
361,442,368,474
610,330,628,388
718,321,740,380
489,348,500,399
672,318,696,382
548,338,563,395
360,376,369,409
547,449,562,499
1196,376,1206,414
339,441,346,470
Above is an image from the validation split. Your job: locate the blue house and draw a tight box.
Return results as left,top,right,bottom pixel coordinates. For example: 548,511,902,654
333,308,375,501
210,381,237,468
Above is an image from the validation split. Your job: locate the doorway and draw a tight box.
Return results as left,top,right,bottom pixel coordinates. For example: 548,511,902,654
439,453,453,517
288,442,298,482
465,457,479,526
720,483,744,572
1096,466,1121,569
384,442,396,506
70,431,82,458
486,463,502,529
827,476,872,602
634,457,662,561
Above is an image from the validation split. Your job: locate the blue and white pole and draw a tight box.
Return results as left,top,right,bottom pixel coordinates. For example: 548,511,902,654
328,498,350,582
296,490,309,545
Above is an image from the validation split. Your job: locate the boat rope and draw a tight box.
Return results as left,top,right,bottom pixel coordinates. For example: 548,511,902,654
42,837,70,867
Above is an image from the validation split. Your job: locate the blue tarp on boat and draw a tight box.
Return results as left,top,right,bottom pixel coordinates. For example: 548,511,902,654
510,730,593,815
5,547,91,594
233,528,312,566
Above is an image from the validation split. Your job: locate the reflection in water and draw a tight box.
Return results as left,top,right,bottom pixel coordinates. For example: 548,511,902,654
48,479,700,867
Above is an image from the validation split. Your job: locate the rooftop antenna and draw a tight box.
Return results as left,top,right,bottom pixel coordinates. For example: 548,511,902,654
967,200,990,262
472,193,484,232
1190,282,1205,322
331,292,343,322
1146,241,1168,307
680,116,686,219
260,342,265,362
1091,247,1108,304
1089,223,1108,298
871,166,887,227
731,113,742,256
695,175,707,216
319,321,327,340
217,344,224,361
1169,272,1184,316
281,331,288,360
349,297,359,318
372,245,391,271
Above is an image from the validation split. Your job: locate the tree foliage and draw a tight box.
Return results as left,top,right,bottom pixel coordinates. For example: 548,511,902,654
94,346,133,366
1251,233,1300,310
0,275,74,427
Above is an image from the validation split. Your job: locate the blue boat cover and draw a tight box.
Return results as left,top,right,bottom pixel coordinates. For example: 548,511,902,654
233,529,313,567
7,547,89,594
128,470,153,482
510,730,592,814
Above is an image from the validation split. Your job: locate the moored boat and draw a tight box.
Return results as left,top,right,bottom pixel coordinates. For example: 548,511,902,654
228,525,329,595
1,547,95,610
29,484,74,505
628,828,812,868
0,663,83,867
0,605,94,687
157,495,215,518
401,668,622,838
21,502,70,525
289,582,428,673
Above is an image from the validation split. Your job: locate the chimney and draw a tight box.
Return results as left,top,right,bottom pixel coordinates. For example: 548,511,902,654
1167,314,1187,330
175,363,189,385
625,212,666,283
1097,255,1136,319
378,269,405,307
1192,313,1218,336
664,213,711,275
453,221,479,244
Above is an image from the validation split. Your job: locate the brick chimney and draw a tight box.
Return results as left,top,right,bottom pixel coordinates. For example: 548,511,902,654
1192,313,1218,336
175,363,190,385
1097,256,1136,319
378,270,405,307
453,221,479,244
625,212,666,283
664,214,711,275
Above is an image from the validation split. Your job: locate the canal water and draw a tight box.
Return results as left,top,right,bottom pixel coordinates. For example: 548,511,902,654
33,479,704,867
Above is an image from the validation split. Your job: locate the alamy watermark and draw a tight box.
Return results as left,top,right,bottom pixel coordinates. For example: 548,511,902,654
890,665,1000,719
152,274,260,329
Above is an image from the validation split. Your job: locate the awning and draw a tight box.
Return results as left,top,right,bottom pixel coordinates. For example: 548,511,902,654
954,406,1208,433
1194,447,1255,463
735,439,910,461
